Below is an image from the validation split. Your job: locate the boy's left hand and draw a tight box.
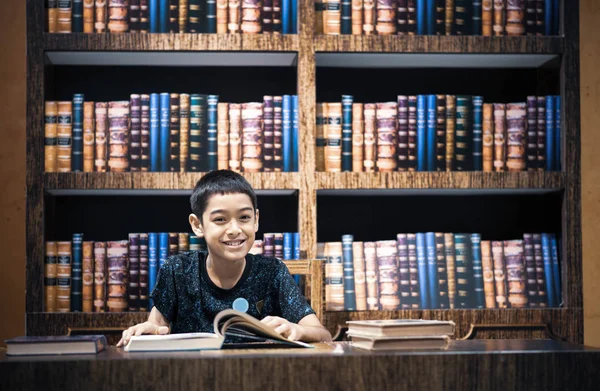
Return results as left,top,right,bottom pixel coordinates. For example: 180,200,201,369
261,316,304,341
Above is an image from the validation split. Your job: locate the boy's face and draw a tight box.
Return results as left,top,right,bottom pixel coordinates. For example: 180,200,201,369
189,192,259,264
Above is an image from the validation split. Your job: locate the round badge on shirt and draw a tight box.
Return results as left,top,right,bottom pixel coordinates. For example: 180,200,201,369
233,297,249,313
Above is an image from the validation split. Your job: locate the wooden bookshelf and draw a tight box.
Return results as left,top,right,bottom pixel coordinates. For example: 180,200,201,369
26,0,582,343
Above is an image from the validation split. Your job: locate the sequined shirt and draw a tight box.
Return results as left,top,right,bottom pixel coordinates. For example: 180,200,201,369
149,250,315,334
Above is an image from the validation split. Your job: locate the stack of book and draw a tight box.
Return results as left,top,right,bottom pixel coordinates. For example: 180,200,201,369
346,318,455,351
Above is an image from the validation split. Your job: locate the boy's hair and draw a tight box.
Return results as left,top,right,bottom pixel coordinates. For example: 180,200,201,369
190,170,258,223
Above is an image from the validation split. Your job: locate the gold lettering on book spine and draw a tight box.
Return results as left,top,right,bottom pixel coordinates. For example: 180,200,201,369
217,102,230,170
45,242,58,312
82,241,95,312
482,103,494,172
241,102,264,172
363,103,376,172
352,0,363,35
95,0,108,32
83,102,95,172
57,101,73,173
351,103,364,172
45,101,58,172
229,103,243,172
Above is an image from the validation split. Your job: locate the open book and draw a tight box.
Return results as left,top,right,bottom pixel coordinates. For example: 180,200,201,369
124,309,312,352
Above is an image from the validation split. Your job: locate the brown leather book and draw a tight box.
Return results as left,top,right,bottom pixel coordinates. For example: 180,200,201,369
95,0,108,32
407,96,417,171
169,233,178,256
506,102,527,172
48,0,59,32
228,103,243,172
396,96,409,171
57,101,73,173
326,102,343,172
128,234,140,312
363,103,377,172
107,241,129,313
352,0,363,34
179,0,189,32
506,0,525,35
444,0,454,34
376,240,400,310
58,0,72,32
217,102,230,170
108,0,129,32
435,233,449,308
108,101,130,172
178,233,190,253
504,240,528,308
82,241,94,312
397,0,407,34
241,0,262,34
140,0,150,32
263,96,275,172
523,233,539,307
444,233,456,309
362,0,375,34
536,96,546,171
273,96,283,171
493,103,506,172
482,0,493,35
169,0,179,32
480,240,497,308
56,241,72,313
84,0,95,32
45,101,58,173
482,103,494,172
139,234,149,311
445,95,456,172
94,242,107,312
491,240,508,308
129,0,140,32
436,95,446,171
241,102,264,172
179,94,190,172
228,0,241,32
376,0,397,35
325,242,345,311
45,241,58,312
129,95,141,172
493,0,505,35
352,103,364,172
140,95,151,171
94,102,108,172
263,0,273,33
353,241,367,310
526,96,538,170
396,234,411,309
532,233,547,306
218,0,229,33
375,102,397,172
363,242,380,310
83,102,95,173
316,103,326,172
169,94,181,172
273,0,282,33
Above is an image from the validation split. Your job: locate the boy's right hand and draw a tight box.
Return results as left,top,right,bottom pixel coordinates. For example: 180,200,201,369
116,322,170,348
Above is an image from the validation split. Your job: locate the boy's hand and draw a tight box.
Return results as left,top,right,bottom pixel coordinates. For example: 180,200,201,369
116,322,170,348
260,316,304,341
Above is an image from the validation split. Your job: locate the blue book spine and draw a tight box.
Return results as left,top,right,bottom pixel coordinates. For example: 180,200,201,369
551,234,562,306
417,95,427,172
283,233,293,260
426,0,436,35
71,233,84,312
425,232,439,309
470,233,485,309
417,0,426,35
150,0,159,32
72,0,83,32
292,95,299,172
159,233,169,270
341,0,352,34
472,96,484,171
553,0,559,35
342,95,353,171
206,0,217,33
555,96,561,171
150,94,160,172
207,95,219,171
426,95,436,171
292,0,298,33
148,233,158,309
72,94,84,172
541,233,556,307
159,0,169,32
416,233,429,309
282,0,290,34
545,0,553,36
283,95,292,172
159,93,170,172
293,232,301,259
342,234,357,310
472,0,482,35
546,96,555,171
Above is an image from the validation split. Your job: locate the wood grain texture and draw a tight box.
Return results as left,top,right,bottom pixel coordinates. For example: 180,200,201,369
314,35,564,53
44,33,300,51
45,172,301,190
2,341,600,390
324,308,582,343
316,172,565,189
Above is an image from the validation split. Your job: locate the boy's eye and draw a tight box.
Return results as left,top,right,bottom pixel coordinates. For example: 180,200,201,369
240,215,251,221
213,217,226,223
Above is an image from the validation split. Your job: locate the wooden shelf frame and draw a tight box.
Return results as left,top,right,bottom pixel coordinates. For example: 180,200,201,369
26,0,582,343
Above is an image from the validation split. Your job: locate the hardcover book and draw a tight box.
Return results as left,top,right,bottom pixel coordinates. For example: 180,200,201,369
5,335,107,356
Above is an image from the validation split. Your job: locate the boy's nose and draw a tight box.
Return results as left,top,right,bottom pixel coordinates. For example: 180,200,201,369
226,221,241,235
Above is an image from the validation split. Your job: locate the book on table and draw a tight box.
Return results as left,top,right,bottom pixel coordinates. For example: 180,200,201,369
4,335,107,356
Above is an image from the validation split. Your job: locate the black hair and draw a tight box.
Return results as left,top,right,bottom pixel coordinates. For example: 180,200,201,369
190,170,258,223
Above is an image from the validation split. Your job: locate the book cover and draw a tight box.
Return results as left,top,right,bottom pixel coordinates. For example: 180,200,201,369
241,0,261,33
148,232,158,308
293,232,300,259
352,241,367,310
426,95,437,171
325,242,345,310
472,96,483,171
188,0,203,32
416,233,429,309
130,0,141,32
425,232,439,309
435,0,445,34
57,241,72,312
263,96,275,171
241,102,264,172
541,233,555,306
189,94,208,172
73,0,84,32
472,0,482,34
454,0,471,35
57,101,73,172
229,103,243,172
480,240,497,308
396,234,411,309
263,233,274,257
435,233,449,308
444,0,454,34
48,0,59,33
533,233,547,307
506,0,525,35
71,233,84,312
407,96,417,171
506,102,527,172
128,233,140,312
407,233,420,308
493,103,506,172
283,95,293,172
179,94,190,172
493,0,505,35
544,0,552,35
341,0,352,34
109,0,130,32
58,0,72,32
140,0,150,31
170,93,181,171
327,102,343,172
178,0,189,32
283,232,293,260
352,103,364,172
417,95,427,172
282,0,291,33
364,242,380,310
551,234,562,306
150,93,160,172
45,242,58,312
454,233,473,308
207,95,219,171
377,0,397,35
93,242,107,312
217,102,230,170
140,94,151,171
107,240,129,312
342,235,357,310
406,0,417,34
130,94,142,171
342,95,353,171
82,241,94,312
491,240,508,308
417,0,426,35
292,95,299,171
545,95,555,171
470,233,485,308
139,233,149,311
523,233,539,307
482,0,492,35
435,94,446,171
159,233,169,269
526,96,538,170
45,101,58,172
397,96,409,171
376,101,398,172
482,103,494,172
72,94,84,172
5,335,107,356
363,103,376,172
108,100,130,172
455,95,472,171
158,0,169,31
525,0,536,34
376,240,400,310
316,103,326,171
443,233,456,309
217,0,228,33
504,239,528,308
445,95,456,171
273,97,283,171
555,95,561,171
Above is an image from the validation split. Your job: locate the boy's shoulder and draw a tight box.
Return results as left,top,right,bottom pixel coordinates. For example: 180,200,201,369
163,250,203,272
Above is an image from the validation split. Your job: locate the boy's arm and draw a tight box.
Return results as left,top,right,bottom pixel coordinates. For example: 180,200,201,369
116,307,171,347
261,314,333,342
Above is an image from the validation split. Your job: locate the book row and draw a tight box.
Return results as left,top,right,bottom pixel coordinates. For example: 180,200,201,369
44,232,301,312
320,232,562,311
47,0,298,34
44,94,299,173
315,0,560,36
316,95,561,172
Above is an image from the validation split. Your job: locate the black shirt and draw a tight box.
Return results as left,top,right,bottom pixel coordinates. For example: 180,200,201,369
149,251,315,334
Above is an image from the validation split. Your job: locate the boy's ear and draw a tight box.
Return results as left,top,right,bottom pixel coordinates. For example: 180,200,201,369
189,213,204,237
254,209,259,233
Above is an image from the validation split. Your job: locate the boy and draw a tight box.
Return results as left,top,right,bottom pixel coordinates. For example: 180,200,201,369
117,170,332,346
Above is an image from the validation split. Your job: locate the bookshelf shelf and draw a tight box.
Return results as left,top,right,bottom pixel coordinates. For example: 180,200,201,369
44,172,301,191
315,172,565,191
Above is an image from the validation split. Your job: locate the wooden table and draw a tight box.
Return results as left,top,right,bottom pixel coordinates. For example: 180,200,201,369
1,340,599,390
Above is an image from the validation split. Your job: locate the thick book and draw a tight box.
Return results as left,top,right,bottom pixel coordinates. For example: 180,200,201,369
376,240,400,310
341,95,353,171
376,102,398,172
83,102,96,170
342,234,357,310
5,335,107,356
124,310,312,352
347,319,455,338
349,335,450,351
